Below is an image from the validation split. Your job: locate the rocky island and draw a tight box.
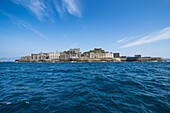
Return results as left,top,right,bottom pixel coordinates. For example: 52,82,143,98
15,48,165,62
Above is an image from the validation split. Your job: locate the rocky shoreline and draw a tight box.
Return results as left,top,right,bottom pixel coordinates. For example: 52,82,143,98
15,57,166,62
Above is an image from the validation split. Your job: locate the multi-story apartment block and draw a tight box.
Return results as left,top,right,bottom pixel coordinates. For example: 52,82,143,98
90,52,113,59
31,53,48,60
48,52,60,60
60,52,69,60
85,48,113,59
60,48,81,60
113,53,120,58
68,48,81,59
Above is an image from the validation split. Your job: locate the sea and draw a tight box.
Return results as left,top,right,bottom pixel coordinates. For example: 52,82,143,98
0,62,170,113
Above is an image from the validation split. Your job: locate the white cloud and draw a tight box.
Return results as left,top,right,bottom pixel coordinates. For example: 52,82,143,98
15,19,49,40
1,11,48,40
117,38,126,43
52,0,64,18
13,0,52,21
62,0,81,17
12,0,81,21
121,27,170,48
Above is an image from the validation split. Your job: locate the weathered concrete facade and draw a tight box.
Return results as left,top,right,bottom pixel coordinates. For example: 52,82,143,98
31,53,48,60
90,52,113,59
48,52,60,60
113,53,120,58
60,48,81,60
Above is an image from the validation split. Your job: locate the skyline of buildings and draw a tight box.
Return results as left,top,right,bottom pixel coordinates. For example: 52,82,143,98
16,48,165,62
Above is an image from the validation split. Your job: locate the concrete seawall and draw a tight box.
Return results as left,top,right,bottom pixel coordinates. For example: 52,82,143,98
15,58,122,62
15,57,166,62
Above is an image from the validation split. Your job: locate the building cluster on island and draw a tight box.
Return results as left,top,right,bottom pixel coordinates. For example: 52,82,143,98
15,48,165,62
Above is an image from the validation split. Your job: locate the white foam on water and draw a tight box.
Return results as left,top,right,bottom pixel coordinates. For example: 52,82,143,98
5,102,12,105
26,101,30,104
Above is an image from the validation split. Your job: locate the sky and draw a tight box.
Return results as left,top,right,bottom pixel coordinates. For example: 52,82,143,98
0,0,170,58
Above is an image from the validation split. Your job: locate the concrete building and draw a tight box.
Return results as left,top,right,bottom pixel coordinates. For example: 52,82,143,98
60,52,69,60
81,52,90,58
89,52,113,59
83,48,113,59
120,56,127,62
20,56,32,60
48,52,60,60
31,53,48,60
127,57,151,62
134,55,142,58
60,48,81,60
31,54,39,60
68,48,81,59
113,53,120,58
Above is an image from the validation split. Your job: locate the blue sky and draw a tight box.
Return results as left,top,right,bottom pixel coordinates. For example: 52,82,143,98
0,0,170,58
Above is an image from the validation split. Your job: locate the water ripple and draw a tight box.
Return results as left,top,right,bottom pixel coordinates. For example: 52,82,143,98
0,62,170,113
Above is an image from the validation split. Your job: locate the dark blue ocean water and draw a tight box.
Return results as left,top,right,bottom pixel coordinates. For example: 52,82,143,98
0,62,170,113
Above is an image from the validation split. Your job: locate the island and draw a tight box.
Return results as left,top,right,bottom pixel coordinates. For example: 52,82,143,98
15,48,165,62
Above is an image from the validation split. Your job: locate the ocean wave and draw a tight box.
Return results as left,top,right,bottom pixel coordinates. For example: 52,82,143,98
0,62,170,113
